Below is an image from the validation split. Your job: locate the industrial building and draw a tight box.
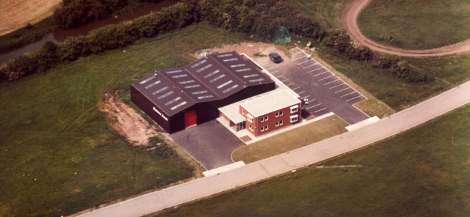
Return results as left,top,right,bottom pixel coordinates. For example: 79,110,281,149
130,51,275,134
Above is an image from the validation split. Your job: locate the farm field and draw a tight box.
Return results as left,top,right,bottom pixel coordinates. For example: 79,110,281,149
0,0,61,35
149,103,470,217
0,23,248,217
358,0,470,50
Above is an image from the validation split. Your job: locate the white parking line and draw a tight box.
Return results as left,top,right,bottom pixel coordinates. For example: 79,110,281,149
287,83,295,87
341,91,357,97
297,90,305,94
312,71,330,77
291,51,301,55
265,66,275,70
329,83,346,89
292,55,305,61
324,79,341,85
314,108,327,113
297,59,311,65
334,87,351,93
318,75,335,81
306,103,322,109
271,70,279,74
308,68,323,73
302,95,311,98
277,75,284,78
303,63,318,69
346,96,362,102
292,87,300,90
280,79,290,82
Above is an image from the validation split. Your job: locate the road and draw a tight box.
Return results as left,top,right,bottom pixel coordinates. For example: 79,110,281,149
342,0,470,57
75,81,470,217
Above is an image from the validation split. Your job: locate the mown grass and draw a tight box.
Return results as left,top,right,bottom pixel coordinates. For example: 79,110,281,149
232,115,348,164
354,99,394,118
289,0,348,30
358,0,470,50
149,103,470,217
0,23,250,217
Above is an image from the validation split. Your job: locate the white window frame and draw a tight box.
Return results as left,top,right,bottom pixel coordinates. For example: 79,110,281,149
265,115,268,121
260,127,264,132
290,105,299,114
260,117,264,122
280,110,283,116
247,114,254,123
290,115,299,123
265,125,268,130
249,124,253,131
280,120,283,125
275,121,279,126
276,112,279,117
242,109,244,114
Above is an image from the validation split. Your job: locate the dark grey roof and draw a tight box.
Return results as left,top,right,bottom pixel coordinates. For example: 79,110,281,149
132,52,273,117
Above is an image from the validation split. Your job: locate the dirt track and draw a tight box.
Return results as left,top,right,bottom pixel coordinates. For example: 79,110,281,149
342,0,470,57
0,0,61,36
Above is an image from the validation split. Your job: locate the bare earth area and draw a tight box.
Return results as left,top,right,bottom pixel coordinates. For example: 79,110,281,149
342,0,470,57
0,0,61,35
99,94,157,146
195,42,284,59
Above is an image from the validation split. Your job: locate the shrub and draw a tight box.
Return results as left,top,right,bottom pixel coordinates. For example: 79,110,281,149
388,60,427,82
272,26,291,45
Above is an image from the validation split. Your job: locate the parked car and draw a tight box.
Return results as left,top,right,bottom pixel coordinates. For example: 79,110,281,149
269,53,282,63
302,98,309,105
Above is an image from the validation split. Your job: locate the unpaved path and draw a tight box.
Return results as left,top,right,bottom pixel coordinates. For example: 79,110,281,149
342,0,470,57
99,94,158,146
0,0,61,36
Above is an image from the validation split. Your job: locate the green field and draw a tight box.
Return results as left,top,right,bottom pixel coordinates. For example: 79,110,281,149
232,115,348,163
150,103,470,217
0,23,249,217
358,0,470,50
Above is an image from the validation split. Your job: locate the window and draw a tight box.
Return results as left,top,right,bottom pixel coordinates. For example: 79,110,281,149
276,112,279,117
275,122,279,126
280,111,283,116
249,125,253,131
265,116,268,121
260,117,264,122
265,126,268,130
290,105,299,114
260,127,264,132
242,109,245,114
247,114,254,123
290,115,299,123
280,120,283,125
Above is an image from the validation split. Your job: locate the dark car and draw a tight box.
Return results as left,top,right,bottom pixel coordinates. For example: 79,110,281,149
269,53,282,63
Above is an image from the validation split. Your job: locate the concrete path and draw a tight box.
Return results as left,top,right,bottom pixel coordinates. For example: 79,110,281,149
76,81,470,217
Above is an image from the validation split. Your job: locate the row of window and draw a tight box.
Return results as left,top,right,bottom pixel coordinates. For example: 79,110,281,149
260,125,268,132
275,120,284,126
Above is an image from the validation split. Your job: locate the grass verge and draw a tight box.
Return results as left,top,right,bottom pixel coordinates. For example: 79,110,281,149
0,23,249,217
149,103,470,217
353,99,394,118
232,115,348,164
358,0,470,50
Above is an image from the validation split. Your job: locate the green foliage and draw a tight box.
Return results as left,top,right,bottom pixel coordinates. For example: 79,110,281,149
272,26,291,45
321,29,372,62
1,0,325,83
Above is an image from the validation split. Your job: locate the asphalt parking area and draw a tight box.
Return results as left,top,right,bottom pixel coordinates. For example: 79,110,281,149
259,47,369,124
169,120,245,170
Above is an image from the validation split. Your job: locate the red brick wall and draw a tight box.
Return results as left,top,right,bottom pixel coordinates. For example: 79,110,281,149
240,103,301,137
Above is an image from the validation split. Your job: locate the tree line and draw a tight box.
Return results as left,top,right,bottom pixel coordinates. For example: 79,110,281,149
0,0,427,83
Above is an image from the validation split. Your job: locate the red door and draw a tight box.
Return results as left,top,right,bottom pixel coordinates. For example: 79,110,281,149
184,110,197,128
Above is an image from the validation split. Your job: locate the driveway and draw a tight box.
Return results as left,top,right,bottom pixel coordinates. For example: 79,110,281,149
169,120,244,170
258,47,369,124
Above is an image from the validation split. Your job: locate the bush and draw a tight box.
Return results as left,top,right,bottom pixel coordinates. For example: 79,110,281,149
272,26,291,45
388,60,427,82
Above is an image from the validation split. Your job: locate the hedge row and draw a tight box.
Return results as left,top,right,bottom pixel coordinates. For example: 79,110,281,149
321,29,427,82
53,0,166,29
1,0,325,82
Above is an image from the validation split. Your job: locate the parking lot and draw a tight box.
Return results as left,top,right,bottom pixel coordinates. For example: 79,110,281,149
258,47,369,124
169,120,245,170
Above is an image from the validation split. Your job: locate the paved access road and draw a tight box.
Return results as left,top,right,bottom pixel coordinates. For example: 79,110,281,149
76,81,470,217
169,120,244,170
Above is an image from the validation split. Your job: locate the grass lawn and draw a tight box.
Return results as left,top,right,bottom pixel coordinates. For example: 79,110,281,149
149,103,470,217
0,23,250,217
232,115,348,164
358,0,470,50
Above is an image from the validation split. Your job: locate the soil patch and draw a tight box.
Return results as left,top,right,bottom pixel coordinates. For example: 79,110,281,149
0,0,61,36
99,94,157,146
195,42,285,59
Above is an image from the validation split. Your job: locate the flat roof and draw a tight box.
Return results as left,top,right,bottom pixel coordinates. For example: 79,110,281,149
240,90,301,117
132,52,274,117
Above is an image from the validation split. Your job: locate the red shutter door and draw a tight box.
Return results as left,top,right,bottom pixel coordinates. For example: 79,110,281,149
184,110,197,128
